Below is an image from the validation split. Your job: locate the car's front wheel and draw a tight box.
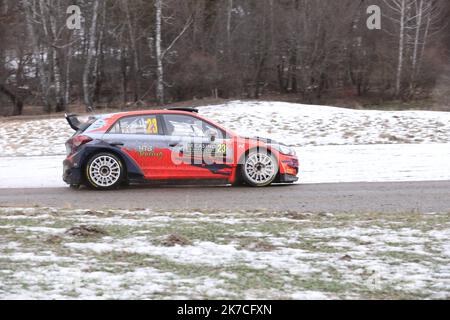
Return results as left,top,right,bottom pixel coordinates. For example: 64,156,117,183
85,153,124,190
241,150,278,187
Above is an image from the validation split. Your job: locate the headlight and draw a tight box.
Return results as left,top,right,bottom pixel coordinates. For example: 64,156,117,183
274,144,296,156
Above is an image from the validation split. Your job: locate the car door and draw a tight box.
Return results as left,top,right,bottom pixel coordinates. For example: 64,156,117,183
161,114,234,180
104,114,170,179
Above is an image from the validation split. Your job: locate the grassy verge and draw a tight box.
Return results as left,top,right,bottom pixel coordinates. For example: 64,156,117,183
0,207,448,299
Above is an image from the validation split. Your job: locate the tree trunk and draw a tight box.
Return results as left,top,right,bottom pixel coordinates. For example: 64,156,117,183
23,0,51,113
53,48,64,112
226,0,233,57
39,0,62,111
155,0,164,105
121,46,128,107
93,1,106,106
0,84,23,116
416,3,432,83
395,0,406,98
83,0,100,111
64,44,72,107
47,6,65,112
410,0,424,96
125,1,140,102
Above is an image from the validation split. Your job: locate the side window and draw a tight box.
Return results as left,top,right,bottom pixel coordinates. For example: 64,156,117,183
162,114,223,138
109,115,160,135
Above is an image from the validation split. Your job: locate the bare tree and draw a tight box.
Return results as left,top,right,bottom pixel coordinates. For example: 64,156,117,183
23,0,51,112
409,0,446,95
83,0,100,111
154,0,193,105
383,0,413,98
0,0,448,115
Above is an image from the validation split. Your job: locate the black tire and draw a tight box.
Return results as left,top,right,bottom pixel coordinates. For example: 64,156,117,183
85,152,124,190
240,150,279,187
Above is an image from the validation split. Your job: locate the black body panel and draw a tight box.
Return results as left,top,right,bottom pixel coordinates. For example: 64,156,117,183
63,140,145,185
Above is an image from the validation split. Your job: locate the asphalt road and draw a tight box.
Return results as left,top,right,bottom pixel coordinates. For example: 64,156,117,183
0,181,449,213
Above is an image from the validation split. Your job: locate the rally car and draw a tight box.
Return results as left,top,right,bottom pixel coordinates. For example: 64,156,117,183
63,108,299,190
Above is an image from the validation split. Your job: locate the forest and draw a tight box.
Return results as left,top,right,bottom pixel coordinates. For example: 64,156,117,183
0,0,449,116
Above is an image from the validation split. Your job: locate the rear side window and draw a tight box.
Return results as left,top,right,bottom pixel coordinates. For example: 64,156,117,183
109,115,160,135
84,118,105,132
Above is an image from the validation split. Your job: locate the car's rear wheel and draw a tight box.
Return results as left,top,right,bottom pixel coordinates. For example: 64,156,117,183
85,153,124,190
241,150,278,187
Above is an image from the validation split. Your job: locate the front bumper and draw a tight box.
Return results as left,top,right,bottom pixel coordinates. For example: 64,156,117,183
278,156,299,183
278,173,299,183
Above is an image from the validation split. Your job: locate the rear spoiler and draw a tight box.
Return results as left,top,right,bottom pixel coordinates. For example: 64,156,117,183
65,113,81,131
167,107,199,113
65,113,97,132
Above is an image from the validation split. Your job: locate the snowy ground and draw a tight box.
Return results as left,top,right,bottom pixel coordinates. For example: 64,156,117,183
0,207,448,299
203,101,450,147
0,101,449,188
1,102,449,300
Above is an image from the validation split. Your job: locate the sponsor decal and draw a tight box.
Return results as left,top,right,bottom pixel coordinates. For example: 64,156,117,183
183,143,226,155
137,146,163,159
146,117,159,134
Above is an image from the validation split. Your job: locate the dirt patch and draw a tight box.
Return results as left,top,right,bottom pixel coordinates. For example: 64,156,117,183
379,133,410,143
340,254,353,261
284,211,312,220
83,210,107,216
44,235,64,245
162,234,192,247
243,241,276,252
65,225,108,237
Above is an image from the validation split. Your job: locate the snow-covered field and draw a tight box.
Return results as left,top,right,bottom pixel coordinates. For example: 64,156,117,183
0,207,448,299
1,102,449,300
1,101,450,157
0,100,449,188
203,101,450,147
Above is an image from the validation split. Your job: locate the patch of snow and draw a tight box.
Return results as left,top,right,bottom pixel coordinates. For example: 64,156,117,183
291,291,331,300
0,119,72,157
298,143,450,184
6,252,73,263
0,155,65,188
201,101,450,147
16,226,66,235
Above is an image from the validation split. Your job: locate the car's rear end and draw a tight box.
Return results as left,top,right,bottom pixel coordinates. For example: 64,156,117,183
63,114,104,186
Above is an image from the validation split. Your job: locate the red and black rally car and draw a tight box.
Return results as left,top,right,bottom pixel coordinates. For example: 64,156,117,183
63,108,299,190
